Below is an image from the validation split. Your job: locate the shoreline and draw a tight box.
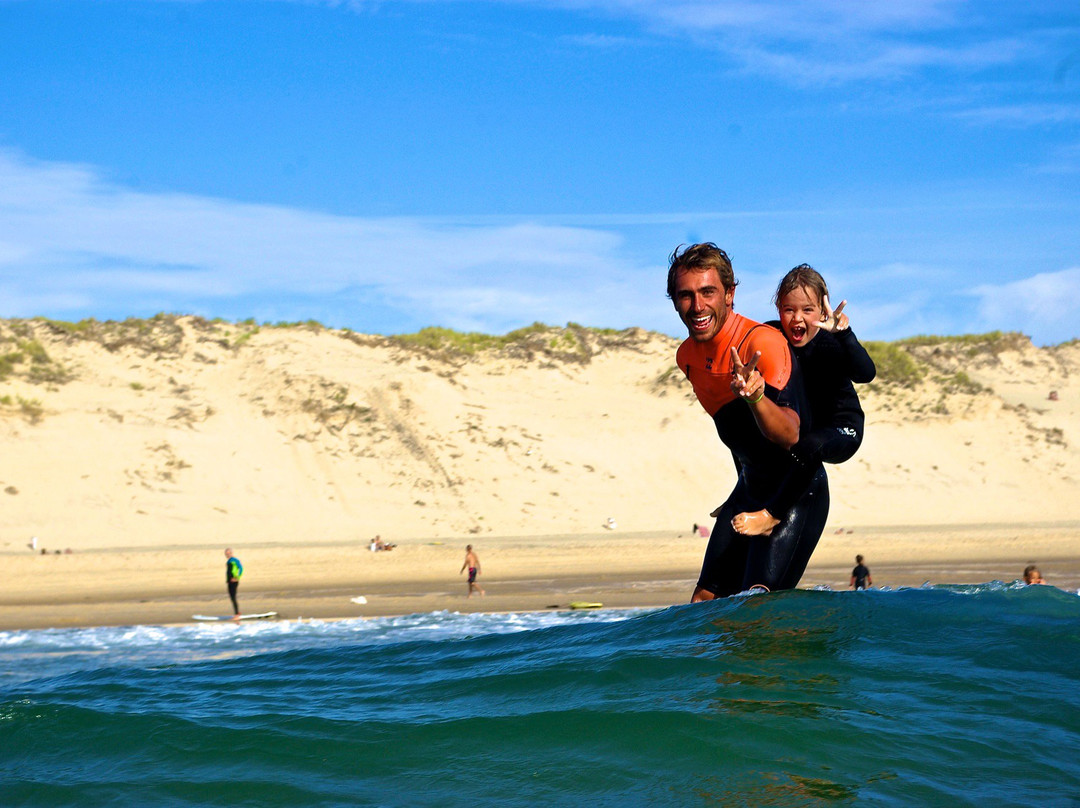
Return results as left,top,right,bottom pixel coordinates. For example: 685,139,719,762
2,522,1077,631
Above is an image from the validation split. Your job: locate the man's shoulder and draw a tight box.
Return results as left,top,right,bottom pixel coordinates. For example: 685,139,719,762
740,321,790,372
742,320,786,350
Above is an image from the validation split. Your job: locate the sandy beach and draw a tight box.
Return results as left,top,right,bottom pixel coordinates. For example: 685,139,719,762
2,319,1078,630
2,522,1077,630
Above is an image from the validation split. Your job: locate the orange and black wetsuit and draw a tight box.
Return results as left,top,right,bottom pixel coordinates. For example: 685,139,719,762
678,313,829,596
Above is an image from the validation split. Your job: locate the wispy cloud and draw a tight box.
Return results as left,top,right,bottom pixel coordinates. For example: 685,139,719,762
1033,141,1080,175
970,266,1080,346
0,150,645,333
3,149,1077,344
954,103,1080,127
557,32,644,49
408,0,1045,83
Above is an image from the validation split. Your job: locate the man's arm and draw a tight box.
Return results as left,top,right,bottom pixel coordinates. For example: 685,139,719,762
730,348,800,449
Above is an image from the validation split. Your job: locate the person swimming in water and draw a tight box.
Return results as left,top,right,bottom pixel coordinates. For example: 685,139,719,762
668,244,829,599
731,264,876,538
1023,564,1046,585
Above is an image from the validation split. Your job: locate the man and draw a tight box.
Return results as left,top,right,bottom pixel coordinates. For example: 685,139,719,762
460,544,484,597
668,243,829,599
225,548,243,619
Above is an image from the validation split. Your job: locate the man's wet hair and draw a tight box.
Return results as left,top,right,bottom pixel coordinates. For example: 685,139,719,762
666,243,738,300
774,263,829,309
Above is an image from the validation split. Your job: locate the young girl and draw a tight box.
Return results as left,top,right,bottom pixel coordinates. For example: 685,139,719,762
731,264,876,537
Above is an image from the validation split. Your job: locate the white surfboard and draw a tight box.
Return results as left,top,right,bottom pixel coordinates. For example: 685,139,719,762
192,612,278,621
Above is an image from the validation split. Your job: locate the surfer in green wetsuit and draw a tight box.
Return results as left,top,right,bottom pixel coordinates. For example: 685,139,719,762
225,548,243,619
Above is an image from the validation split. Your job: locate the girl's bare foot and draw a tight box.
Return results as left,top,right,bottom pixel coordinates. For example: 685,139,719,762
731,509,780,536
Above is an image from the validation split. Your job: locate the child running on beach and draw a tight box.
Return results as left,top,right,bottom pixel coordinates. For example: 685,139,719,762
730,264,876,536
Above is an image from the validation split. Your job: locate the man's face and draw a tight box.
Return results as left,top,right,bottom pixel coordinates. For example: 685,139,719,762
673,267,734,342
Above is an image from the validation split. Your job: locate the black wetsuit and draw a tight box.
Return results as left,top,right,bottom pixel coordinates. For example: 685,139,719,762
852,563,871,590
678,315,830,596
226,557,242,615
762,324,876,517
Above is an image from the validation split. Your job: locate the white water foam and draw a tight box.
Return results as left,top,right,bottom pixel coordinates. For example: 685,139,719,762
0,608,655,686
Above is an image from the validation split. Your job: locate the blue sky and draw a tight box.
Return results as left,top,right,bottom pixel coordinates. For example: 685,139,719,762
1,1,1077,344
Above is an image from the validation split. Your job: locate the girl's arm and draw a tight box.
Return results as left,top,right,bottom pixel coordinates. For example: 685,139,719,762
820,295,876,383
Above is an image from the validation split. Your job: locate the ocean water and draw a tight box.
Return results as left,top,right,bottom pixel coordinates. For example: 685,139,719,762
2,584,1079,807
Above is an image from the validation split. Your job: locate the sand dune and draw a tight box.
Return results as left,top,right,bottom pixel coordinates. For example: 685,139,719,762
3,317,1078,549
1,317,1077,628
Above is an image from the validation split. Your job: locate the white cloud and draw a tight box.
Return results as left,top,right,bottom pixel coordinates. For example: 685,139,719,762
0,150,642,332
954,103,1080,127
970,266,1080,346
1034,141,1080,175
2,150,1077,344
401,0,1043,83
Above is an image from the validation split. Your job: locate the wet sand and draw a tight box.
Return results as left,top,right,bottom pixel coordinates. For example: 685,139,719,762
2,523,1076,631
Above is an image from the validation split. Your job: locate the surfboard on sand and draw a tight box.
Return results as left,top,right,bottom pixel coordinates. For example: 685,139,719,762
568,601,603,610
192,612,278,622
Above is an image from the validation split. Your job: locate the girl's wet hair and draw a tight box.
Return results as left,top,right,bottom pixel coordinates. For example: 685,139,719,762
774,264,828,308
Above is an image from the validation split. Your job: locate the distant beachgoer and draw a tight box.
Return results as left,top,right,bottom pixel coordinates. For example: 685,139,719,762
850,554,872,590
604,517,618,530
1048,391,1059,401
225,548,243,618
1023,564,1046,585
370,535,395,551
460,544,484,597
732,264,876,537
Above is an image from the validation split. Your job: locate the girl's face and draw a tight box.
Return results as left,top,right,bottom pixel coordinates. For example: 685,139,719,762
777,285,823,347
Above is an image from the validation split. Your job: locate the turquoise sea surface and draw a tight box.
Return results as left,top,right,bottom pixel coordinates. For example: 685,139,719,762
2,583,1079,807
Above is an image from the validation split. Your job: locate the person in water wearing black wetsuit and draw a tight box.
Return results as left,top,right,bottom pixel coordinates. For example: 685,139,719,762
668,244,830,599
850,554,872,590
731,264,876,538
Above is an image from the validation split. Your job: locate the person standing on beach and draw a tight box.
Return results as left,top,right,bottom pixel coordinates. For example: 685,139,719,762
850,554,872,590
668,243,828,599
225,548,243,619
460,544,484,597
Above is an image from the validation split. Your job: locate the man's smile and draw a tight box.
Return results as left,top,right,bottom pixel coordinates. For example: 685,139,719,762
690,313,714,333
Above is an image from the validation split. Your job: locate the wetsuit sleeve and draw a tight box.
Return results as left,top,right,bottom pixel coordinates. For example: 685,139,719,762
835,329,876,383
